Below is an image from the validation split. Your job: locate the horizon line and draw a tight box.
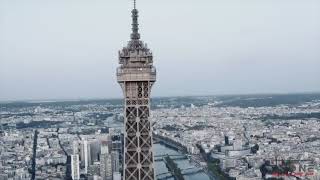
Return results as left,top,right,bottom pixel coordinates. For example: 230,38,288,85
1,91,320,104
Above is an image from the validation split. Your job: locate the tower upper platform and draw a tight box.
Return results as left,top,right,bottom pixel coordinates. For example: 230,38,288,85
117,3,156,83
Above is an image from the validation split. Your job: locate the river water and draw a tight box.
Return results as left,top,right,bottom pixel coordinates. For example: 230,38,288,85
154,143,211,180
108,120,212,180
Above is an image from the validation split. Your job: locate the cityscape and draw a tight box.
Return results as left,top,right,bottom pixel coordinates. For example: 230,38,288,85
1,94,320,180
1,0,320,180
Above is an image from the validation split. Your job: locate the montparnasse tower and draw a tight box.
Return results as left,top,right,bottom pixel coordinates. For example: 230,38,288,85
116,0,156,180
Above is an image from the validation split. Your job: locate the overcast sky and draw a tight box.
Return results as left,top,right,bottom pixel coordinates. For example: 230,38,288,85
0,0,319,101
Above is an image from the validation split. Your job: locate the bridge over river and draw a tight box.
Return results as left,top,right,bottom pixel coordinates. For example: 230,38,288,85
156,167,204,180
155,154,204,180
154,154,188,162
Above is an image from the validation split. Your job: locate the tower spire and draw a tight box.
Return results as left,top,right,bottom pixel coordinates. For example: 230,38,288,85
131,0,140,40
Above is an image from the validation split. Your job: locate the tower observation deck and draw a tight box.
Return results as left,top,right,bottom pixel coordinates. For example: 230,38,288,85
117,1,156,180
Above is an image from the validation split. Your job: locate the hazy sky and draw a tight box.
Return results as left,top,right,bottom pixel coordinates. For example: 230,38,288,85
0,0,319,101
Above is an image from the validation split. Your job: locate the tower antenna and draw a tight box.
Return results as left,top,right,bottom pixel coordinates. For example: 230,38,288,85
130,0,140,40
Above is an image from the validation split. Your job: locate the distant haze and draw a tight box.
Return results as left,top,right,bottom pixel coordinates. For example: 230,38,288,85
0,0,319,101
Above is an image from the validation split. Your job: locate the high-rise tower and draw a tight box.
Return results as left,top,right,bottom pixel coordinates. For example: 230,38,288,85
117,1,156,180
71,155,80,180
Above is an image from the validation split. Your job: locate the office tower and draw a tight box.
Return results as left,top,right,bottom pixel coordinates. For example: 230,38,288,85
79,141,85,168
83,140,91,174
98,135,112,153
111,151,120,172
116,0,156,179
100,144,112,180
73,141,80,155
90,140,101,163
71,155,80,180
111,134,124,169
112,140,122,154
89,162,101,177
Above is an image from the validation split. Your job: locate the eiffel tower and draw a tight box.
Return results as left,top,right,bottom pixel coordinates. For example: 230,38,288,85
116,1,156,180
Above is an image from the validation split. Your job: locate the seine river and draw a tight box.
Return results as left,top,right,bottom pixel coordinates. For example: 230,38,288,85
154,143,211,180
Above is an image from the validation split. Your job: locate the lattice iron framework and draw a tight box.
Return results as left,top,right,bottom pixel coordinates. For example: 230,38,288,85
117,1,156,180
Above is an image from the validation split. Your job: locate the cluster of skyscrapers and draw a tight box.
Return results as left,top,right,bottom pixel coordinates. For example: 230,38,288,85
71,134,122,180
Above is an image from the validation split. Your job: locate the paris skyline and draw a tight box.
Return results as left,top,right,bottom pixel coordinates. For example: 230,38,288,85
1,0,320,101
